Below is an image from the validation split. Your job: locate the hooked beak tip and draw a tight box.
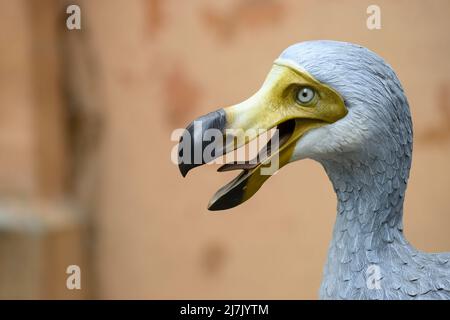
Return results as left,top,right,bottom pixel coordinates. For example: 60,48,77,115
178,163,190,177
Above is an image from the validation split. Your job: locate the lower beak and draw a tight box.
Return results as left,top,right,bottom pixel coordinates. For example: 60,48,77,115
205,117,324,211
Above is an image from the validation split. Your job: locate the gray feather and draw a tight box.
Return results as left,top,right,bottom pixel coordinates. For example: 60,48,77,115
279,40,449,300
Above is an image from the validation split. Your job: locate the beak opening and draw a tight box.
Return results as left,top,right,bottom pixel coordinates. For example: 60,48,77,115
177,113,320,211
207,118,297,211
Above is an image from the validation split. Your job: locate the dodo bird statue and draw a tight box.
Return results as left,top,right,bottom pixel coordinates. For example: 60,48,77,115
177,40,450,300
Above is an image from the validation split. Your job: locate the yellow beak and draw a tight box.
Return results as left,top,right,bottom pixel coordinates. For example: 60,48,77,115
178,60,347,210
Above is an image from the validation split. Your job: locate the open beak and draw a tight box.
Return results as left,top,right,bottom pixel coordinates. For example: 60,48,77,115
178,60,347,211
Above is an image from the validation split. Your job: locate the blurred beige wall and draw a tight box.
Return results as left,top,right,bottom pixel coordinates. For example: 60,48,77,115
0,0,449,299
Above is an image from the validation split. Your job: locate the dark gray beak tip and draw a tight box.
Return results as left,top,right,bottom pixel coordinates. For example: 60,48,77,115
178,163,194,177
207,196,241,211
207,174,248,211
207,201,225,211
177,109,227,178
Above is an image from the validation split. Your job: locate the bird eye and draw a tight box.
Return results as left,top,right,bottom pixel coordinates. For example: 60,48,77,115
296,87,315,105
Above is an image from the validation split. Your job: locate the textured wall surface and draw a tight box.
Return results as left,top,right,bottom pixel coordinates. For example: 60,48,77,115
0,0,449,299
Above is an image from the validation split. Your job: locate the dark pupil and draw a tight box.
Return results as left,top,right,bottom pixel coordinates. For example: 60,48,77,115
302,90,308,97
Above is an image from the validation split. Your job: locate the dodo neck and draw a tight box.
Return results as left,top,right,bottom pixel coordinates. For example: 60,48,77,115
319,155,411,298
322,155,410,246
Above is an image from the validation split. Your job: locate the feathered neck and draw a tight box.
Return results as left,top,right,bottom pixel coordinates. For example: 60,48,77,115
318,153,411,299
325,155,409,229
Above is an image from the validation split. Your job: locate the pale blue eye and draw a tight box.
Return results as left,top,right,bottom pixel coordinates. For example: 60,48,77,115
296,87,315,104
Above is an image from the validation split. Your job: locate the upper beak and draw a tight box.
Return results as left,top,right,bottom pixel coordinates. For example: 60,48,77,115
178,61,347,211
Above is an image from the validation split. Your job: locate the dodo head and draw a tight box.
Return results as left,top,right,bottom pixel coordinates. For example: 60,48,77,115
177,40,412,210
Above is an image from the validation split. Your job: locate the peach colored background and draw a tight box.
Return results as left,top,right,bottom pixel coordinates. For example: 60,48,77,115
0,0,449,299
